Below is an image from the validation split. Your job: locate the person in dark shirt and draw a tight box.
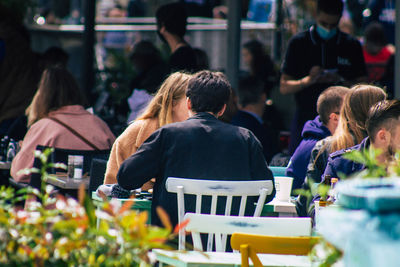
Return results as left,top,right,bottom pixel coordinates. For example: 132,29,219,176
155,2,198,73
280,0,368,154
231,76,279,163
117,71,275,227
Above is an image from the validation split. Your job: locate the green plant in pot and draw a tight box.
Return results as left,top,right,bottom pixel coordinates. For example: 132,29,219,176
0,148,175,266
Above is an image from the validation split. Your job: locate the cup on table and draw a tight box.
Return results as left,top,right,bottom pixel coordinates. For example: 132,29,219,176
274,176,293,202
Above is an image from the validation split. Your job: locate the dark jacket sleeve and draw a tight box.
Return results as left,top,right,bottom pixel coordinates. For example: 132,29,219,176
117,128,163,190
322,157,338,182
249,133,276,202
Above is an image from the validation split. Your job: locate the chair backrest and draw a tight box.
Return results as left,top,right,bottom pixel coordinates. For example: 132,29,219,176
165,177,274,251
231,233,320,267
30,145,110,190
269,166,287,177
89,158,108,195
184,213,311,252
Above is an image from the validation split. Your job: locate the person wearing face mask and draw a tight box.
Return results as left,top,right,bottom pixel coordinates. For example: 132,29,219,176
280,0,368,155
155,2,199,73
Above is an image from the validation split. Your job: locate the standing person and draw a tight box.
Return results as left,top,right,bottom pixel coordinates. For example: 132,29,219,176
286,86,349,190
117,71,275,227
155,2,198,73
104,72,192,189
280,0,368,154
11,67,115,183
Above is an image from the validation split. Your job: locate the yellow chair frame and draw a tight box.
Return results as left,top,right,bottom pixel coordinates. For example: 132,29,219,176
231,233,320,267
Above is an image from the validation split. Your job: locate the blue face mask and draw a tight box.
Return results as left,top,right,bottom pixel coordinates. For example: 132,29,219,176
316,25,337,40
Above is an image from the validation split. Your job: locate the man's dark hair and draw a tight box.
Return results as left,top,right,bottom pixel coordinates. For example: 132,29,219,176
186,71,231,114
317,86,349,125
156,3,187,37
317,0,344,16
366,100,400,142
237,76,264,107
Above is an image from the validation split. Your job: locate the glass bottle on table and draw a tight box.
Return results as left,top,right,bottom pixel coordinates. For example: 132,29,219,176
327,178,338,203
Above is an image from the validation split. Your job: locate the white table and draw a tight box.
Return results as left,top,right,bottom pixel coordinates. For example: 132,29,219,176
153,249,313,267
269,198,297,217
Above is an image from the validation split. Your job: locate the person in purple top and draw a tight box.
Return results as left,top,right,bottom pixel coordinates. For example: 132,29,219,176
323,100,400,180
286,86,349,189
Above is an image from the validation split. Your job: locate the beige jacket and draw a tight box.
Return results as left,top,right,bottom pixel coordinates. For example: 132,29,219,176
103,118,159,187
11,105,115,183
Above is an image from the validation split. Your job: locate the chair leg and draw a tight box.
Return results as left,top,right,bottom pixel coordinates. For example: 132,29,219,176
249,247,263,267
240,244,250,267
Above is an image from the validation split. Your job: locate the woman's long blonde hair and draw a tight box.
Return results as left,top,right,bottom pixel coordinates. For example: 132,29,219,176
26,67,86,127
330,84,386,152
136,71,191,126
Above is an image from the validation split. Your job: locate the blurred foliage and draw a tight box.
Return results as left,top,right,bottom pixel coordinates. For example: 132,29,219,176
0,148,173,266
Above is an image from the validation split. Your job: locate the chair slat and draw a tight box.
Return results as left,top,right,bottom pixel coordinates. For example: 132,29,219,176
192,232,203,251
238,196,247,216
195,194,201,214
177,186,185,250
225,195,232,216
253,188,268,217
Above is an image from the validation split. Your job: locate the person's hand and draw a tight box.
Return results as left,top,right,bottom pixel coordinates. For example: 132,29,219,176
316,70,343,84
301,66,322,87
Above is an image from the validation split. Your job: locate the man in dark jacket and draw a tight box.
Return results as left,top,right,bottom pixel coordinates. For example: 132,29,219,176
286,86,349,189
231,77,279,163
323,100,400,180
117,71,275,227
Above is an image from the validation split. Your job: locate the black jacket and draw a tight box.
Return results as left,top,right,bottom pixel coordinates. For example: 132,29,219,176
117,112,275,226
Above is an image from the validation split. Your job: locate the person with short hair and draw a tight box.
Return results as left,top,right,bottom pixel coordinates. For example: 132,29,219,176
280,0,368,154
286,86,349,189
323,99,400,179
155,2,198,73
231,77,279,163
11,67,115,183
117,70,275,227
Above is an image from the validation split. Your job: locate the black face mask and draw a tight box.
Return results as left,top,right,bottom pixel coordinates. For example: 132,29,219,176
157,30,167,44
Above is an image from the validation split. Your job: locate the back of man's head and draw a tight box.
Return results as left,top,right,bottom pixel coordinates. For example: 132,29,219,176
317,0,344,16
317,86,349,125
186,71,231,114
237,77,264,108
366,100,400,142
156,3,187,37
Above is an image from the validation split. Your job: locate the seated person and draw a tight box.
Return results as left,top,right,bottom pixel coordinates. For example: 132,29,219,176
231,77,279,163
296,84,385,216
11,67,115,183
307,85,386,183
323,100,400,179
104,72,192,189
117,71,275,227
286,86,349,189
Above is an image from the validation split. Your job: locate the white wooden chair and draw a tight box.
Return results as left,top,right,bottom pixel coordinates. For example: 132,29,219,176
184,213,312,252
165,177,274,250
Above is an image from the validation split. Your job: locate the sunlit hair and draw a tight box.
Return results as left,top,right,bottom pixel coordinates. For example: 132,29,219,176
26,66,86,127
136,71,191,126
330,84,386,152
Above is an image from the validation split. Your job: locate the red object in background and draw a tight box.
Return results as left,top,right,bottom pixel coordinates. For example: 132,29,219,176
363,46,393,82
279,131,290,152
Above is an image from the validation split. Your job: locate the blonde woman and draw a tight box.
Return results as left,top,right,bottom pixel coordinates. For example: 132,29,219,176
11,67,115,183
103,72,192,187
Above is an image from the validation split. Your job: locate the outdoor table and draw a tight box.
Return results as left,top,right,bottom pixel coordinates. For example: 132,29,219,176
152,249,313,267
0,161,11,170
46,174,89,189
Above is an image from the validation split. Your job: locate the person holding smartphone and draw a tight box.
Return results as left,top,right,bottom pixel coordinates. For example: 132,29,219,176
280,0,368,155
